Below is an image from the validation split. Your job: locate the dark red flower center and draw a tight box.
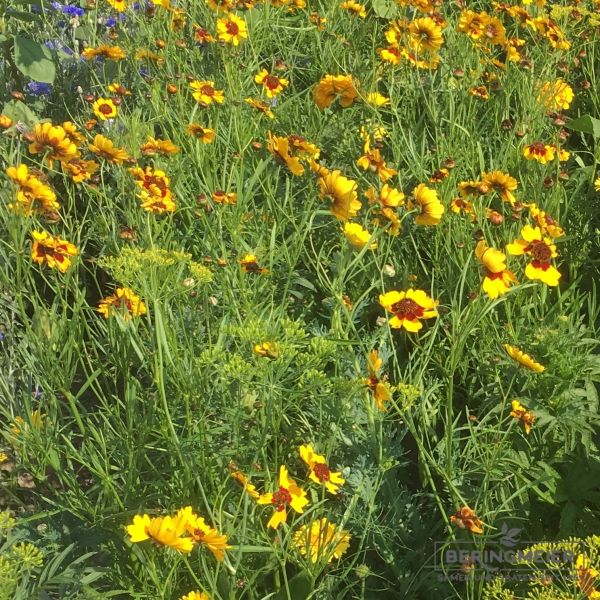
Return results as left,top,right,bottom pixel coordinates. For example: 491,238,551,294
390,298,424,321
485,269,504,280
264,75,281,90
313,462,331,482
225,21,239,35
200,85,215,96
114,295,133,313
529,142,547,156
528,240,552,262
271,486,292,511
99,103,113,115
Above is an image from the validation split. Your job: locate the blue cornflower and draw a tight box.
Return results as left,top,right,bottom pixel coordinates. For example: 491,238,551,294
26,81,53,96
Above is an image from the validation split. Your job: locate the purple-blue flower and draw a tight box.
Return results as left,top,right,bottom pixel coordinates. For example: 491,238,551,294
26,81,53,96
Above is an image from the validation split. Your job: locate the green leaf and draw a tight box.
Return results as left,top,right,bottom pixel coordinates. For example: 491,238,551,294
274,572,313,600
1,99,38,125
13,35,56,84
6,9,42,22
564,115,600,139
372,0,398,18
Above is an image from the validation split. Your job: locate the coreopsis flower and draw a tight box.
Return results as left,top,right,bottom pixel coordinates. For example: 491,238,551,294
230,466,260,499
135,50,165,64
28,123,79,165
190,81,224,106
299,444,345,494
379,288,438,332
537,79,574,111
107,0,127,11
257,465,309,529
206,0,234,10
255,70,288,98
481,171,518,204
130,166,173,205
61,121,85,146
81,44,126,60
293,519,351,564
365,184,405,209
506,225,561,286
533,17,570,50
595,177,600,192
408,17,444,53
527,204,564,238
216,13,248,45
6,164,58,214
575,554,600,597
288,135,320,159
408,184,444,225
356,141,398,182
450,197,475,220
140,191,176,214
343,222,377,250
510,400,535,434
469,86,489,101
450,507,484,534
402,47,440,70
108,82,132,96
365,92,390,107
340,1,366,17
31,230,78,273
475,241,517,299
213,190,237,205
180,592,209,600
178,507,230,562
93,98,118,121
317,170,361,221
503,344,545,373
194,25,215,45
140,136,179,156
10,410,45,436
0,114,13,129
378,45,402,65
523,142,555,164
313,74,358,110
187,124,216,143
364,349,392,411
458,179,488,197
88,134,130,164
245,98,275,119
126,513,193,553
457,10,490,39
240,254,268,274
267,133,304,176
253,342,279,359
98,287,147,320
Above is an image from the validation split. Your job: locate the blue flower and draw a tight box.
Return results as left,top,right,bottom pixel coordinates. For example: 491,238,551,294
51,2,85,17
26,81,53,96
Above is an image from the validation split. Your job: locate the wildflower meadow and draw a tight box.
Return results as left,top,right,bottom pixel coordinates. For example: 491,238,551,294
1,0,600,598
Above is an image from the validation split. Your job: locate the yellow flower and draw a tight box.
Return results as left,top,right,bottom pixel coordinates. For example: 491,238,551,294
240,254,268,274
178,507,231,562
230,467,260,499
299,444,345,494
506,225,561,287
212,190,237,205
31,230,78,273
365,92,390,107
257,465,309,529
356,142,397,182
343,222,377,250
408,184,444,225
92,98,118,121
187,124,216,143
180,592,210,600
140,136,179,156
253,342,279,359
292,519,350,563
267,133,304,176
450,507,484,534
510,400,535,434
537,79,574,111
126,513,193,553
62,159,99,184
408,17,444,53
379,288,438,332
317,170,361,221
255,70,288,98
88,134,130,164
216,13,248,46
28,123,79,165
6,164,58,214
0,114,13,129
340,1,366,18
10,410,45,436
190,81,225,106
527,204,564,238
481,171,518,204
379,45,402,65
313,74,358,110
364,350,392,411
503,344,545,373
595,177,600,192
245,97,275,119
366,184,405,208
98,288,147,321
475,241,517,299
81,44,126,60
522,142,555,164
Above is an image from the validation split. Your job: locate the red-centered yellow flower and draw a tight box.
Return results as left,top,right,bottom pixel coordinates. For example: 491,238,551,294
253,342,279,359
408,184,444,225
527,204,564,238
6,164,59,214
458,179,488,197
288,135,320,159
206,0,234,11
194,25,215,45
81,44,126,60
366,184,405,208
187,124,216,143
177,507,230,562
140,136,179,156
292,519,351,564
575,554,600,598
139,190,176,214
28,123,79,165
216,13,248,46
135,49,164,64
108,82,132,96
255,70,288,98
450,507,484,534
318,170,361,221
481,171,518,204
212,190,237,205
356,142,398,182
98,287,147,320
180,592,209,600
267,133,304,176
503,344,545,373
364,349,392,411
522,142,555,164
240,254,268,274
313,74,358,110
92,98,118,121
379,288,438,332
130,166,173,207
475,241,517,299
245,97,275,119
88,134,130,164
457,10,490,39
190,80,224,106
506,225,561,286
402,47,440,70
126,513,193,553
379,45,402,65
510,400,535,435
408,17,444,53
230,466,260,499
537,79,574,111
469,86,489,101
340,0,366,18
343,222,377,250
299,444,345,494
61,121,85,146
31,230,78,273
257,465,309,529
450,197,475,220
107,0,127,12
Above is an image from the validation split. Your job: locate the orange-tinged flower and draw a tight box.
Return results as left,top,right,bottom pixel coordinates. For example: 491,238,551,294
81,44,126,60
140,136,179,156
63,160,98,186
450,507,484,534
180,592,209,600
213,190,237,205
0,114,13,129
61,121,85,146
245,97,275,119
364,349,392,411
126,513,193,553
340,1,366,18
457,10,490,40
240,254,268,274
450,197,475,220
475,241,517,299
216,13,248,46
190,80,224,106
379,45,402,65
317,170,361,221
299,444,345,494
506,225,561,287
108,82,132,96
481,171,518,204
575,554,600,597
187,124,216,143
510,400,535,434
356,142,397,182
313,74,358,110
257,465,309,529
503,344,545,373
98,287,147,320
292,519,351,564
253,342,279,359
255,70,288,98
93,98,118,121
343,222,377,250
31,230,78,273
408,184,444,225
523,142,555,164
379,288,438,332
177,507,230,562
408,17,444,53
194,25,215,45
88,134,130,164
6,164,59,214
28,123,79,165
267,133,304,176
365,184,405,208
527,204,564,238
230,467,260,499
537,79,574,111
